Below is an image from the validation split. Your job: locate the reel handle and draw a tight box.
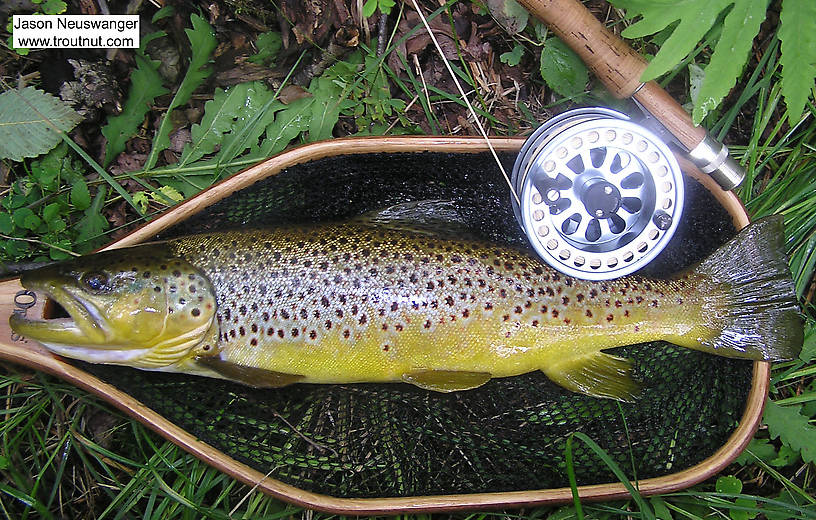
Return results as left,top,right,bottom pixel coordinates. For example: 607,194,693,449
517,0,745,191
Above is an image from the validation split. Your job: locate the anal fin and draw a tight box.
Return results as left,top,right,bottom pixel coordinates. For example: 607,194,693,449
402,370,492,392
195,357,304,388
541,352,641,402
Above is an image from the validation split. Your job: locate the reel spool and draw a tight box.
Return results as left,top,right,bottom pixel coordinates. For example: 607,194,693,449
511,108,684,280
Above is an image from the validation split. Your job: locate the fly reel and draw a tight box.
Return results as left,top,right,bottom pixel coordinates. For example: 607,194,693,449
511,108,684,280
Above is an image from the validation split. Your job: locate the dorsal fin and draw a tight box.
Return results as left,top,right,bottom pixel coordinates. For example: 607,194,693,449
354,200,478,239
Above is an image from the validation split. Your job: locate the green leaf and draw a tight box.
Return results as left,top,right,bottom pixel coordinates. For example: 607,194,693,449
779,0,816,123
102,53,169,166
363,0,378,18
248,32,282,65
715,475,743,494
733,437,780,465
132,191,149,214
800,321,816,362
12,208,41,231
539,38,589,99
500,44,525,67
308,76,342,141
692,0,769,124
74,187,109,252
764,399,816,464
614,0,732,81
43,202,62,224
152,185,184,206
260,97,315,156
487,0,529,35
0,87,82,161
181,82,280,168
71,179,91,210
144,14,217,171
0,213,12,234
180,83,252,166
650,496,673,520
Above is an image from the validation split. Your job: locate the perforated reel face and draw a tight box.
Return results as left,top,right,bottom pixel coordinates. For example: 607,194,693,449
512,109,684,280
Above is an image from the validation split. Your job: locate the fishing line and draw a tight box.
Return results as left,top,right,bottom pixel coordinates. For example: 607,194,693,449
408,0,521,206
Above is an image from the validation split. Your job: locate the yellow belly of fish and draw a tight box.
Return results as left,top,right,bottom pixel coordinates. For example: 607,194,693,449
213,297,717,392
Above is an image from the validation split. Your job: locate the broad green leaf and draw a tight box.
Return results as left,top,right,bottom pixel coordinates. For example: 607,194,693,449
363,0,378,17
733,437,780,465
0,87,81,161
43,202,62,225
71,179,91,210
0,213,12,234
180,83,254,167
308,76,342,141
144,14,217,171
539,38,588,99
487,0,529,35
12,208,41,231
260,97,315,156
613,0,732,81
500,44,524,67
248,31,282,65
75,187,109,252
102,52,168,166
764,399,816,464
715,475,743,494
152,185,184,205
181,82,280,168
801,322,816,362
779,0,816,123
692,0,769,124
132,191,150,213
49,239,73,260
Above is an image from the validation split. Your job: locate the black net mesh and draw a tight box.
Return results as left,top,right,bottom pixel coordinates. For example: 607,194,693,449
77,151,752,498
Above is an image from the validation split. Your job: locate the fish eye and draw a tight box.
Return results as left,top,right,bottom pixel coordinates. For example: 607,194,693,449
82,272,109,291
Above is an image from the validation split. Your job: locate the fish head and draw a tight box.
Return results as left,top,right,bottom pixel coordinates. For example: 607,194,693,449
9,245,218,369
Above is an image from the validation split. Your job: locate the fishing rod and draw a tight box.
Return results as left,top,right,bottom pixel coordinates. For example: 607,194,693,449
516,0,745,192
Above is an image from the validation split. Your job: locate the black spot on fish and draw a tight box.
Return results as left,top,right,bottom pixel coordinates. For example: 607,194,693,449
586,310,593,318
562,296,570,305
606,314,614,322
191,308,200,317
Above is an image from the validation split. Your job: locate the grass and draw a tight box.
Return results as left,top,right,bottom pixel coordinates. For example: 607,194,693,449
1,1,816,518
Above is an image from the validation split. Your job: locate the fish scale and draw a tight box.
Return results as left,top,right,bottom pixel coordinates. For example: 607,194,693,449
10,215,802,400
168,223,716,389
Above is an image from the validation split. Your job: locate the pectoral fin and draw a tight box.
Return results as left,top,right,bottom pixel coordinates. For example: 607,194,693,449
402,370,492,392
195,357,304,388
541,352,641,402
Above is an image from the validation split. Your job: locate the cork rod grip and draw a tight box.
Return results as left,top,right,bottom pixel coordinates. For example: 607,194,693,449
517,0,707,150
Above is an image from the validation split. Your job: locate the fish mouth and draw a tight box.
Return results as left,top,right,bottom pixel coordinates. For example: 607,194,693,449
9,275,110,347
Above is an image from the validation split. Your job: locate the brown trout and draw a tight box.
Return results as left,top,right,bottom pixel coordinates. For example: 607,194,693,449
9,212,802,400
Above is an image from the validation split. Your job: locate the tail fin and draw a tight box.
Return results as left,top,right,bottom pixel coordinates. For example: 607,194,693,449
692,215,803,361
